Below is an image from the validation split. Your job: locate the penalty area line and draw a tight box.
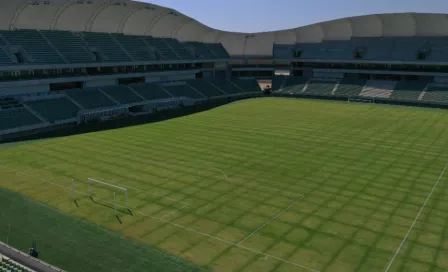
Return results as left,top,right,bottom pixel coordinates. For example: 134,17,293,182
384,161,448,272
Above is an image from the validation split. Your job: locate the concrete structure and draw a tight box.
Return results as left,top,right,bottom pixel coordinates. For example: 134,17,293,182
1,0,447,58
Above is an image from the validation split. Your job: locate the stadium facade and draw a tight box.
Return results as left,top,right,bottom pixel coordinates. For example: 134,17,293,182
1,0,448,142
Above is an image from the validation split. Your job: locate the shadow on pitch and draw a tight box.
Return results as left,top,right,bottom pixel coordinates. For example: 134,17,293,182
89,196,132,216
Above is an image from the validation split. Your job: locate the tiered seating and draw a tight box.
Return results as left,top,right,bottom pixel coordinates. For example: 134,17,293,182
280,77,308,94
207,79,245,94
421,85,448,103
162,84,204,99
273,44,293,59
0,36,14,66
0,97,19,109
206,43,230,58
0,29,64,64
334,79,365,97
390,81,427,101
164,38,195,59
144,37,178,60
41,30,93,63
425,37,448,62
187,80,225,97
360,80,396,98
26,97,80,122
0,107,42,131
1,257,32,272
230,79,261,93
81,32,131,62
100,85,143,104
304,80,337,95
67,88,117,109
129,83,172,100
272,76,286,91
186,42,216,59
112,34,157,61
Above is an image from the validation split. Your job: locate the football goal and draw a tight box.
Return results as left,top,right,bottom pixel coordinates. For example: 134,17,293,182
72,178,128,214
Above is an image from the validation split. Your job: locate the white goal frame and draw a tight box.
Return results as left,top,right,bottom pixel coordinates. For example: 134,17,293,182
87,178,128,211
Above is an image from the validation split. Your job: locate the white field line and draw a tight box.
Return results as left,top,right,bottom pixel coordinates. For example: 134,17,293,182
0,164,319,272
237,198,301,245
384,162,448,272
0,164,189,206
159,203,189,220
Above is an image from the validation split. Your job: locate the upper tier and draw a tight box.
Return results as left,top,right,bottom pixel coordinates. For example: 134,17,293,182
0,29,230,67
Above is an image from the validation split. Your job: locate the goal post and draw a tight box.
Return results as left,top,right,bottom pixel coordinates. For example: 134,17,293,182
87,178,128,210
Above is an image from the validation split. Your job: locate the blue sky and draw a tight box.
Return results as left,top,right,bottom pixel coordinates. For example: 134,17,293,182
145,0,448,33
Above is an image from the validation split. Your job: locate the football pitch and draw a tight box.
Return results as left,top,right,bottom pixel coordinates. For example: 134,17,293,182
1,97,448,272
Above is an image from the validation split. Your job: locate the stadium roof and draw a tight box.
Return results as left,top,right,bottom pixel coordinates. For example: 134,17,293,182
1,0,448,57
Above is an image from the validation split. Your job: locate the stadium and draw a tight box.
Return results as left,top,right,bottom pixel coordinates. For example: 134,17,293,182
1,0,448,271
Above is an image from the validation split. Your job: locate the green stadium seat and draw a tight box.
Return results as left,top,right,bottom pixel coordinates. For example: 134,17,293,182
67,88,117,109
100,85,144,104
25,97,80,122
162,84,204,99
129,83,172,100
421,85,448,103
279,77,308,94
185,42,216,59
230,78,261,93
143,37,178,60
271,76,286,91
360,80,396,98
40,30,94,64
390,81,427,101
334,79,365,97
0,107,42,131
81,32,132,62
0,29,64,64
164,38,195,59
187,80,225,97
304,80,337,95
111,34,157,61
207,79,245,94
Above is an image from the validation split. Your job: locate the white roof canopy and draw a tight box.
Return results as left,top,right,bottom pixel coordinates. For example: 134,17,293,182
1,0,447,57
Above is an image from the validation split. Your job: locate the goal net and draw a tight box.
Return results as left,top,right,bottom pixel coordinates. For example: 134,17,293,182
72,178,128,214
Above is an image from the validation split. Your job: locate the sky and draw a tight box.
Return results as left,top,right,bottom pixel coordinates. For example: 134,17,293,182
144,0,448,33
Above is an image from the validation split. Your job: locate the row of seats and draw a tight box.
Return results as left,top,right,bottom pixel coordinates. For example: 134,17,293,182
273,36,448,61
0,29,230,65
0,78,260,132
0,257,31,272
274,77,448,104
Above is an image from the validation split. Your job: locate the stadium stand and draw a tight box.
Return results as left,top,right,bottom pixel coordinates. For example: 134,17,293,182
186,42,217,59
66,88,117,109
0,29,65,64
271,76,286,91
99,85,144,104
360,80,396,98
162,84,205,99
304,79,337,95
230,78,262,93
81,32,132,62
279,77,308,94
206,43,230,59
333,79,365,97
0,107,42,131
111,34,157,61
0,256,32,272
26,97,80,122
144,36,178,60
164,38,196,59
129,83,172,100
390,81,427,101
207,79,245,94
187,80,226,97
41,30,94,64
421,85,448,103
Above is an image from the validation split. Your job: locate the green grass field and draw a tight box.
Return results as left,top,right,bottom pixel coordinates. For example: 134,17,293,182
1,98,448,272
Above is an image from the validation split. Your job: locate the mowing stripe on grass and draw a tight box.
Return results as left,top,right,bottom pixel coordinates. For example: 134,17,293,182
384,161,448,272
1,162,320,272
237,199,301,245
